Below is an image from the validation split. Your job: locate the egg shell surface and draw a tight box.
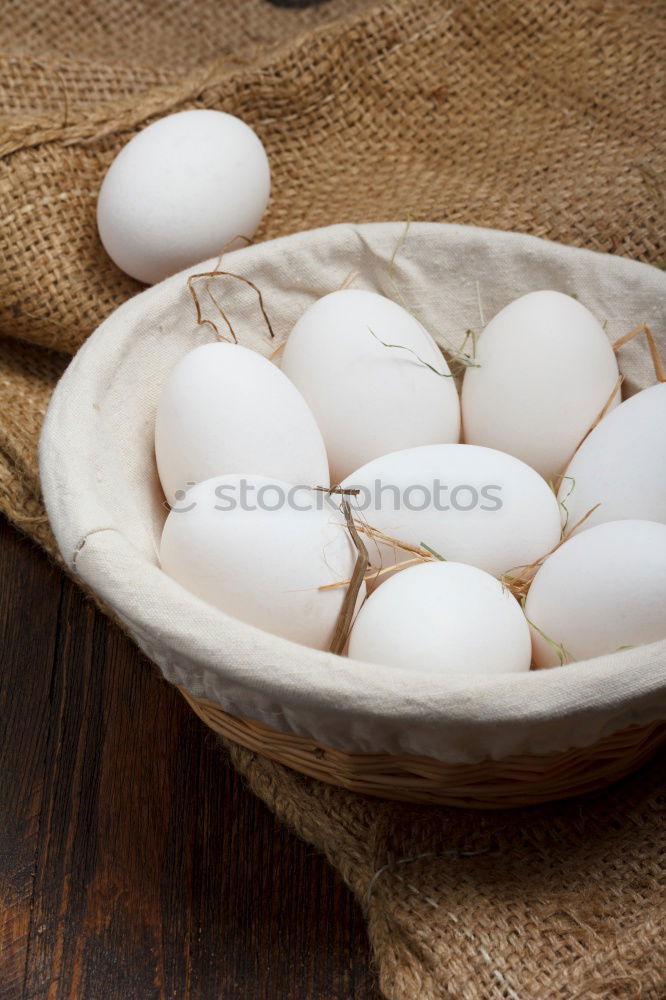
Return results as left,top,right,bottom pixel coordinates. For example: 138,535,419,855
155,342,329,505
340,443,562,580
461,290,620,480
159,474,361,649
525,519,666,668
280,289,460,484
97,110,270,284
558,383,666,533
348,561,532,676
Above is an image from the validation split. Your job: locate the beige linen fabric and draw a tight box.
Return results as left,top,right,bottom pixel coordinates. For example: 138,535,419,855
2,1,665,357
38,221,666,761
2,1,666,997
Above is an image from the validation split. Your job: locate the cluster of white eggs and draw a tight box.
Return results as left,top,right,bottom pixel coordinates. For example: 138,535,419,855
96,109,665,678
155,287,666,678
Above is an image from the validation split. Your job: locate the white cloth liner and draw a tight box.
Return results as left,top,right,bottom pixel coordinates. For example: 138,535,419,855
39,222,666,763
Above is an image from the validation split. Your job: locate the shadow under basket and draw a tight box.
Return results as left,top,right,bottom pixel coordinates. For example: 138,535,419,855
181,691,666,808
38,222,666,809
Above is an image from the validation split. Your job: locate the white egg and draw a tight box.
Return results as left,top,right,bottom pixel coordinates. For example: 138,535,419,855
97,110,270,284
155,342,329,505
160,474,362,649
558,383,666,533
341,444,561,581
280,289,460,484
461,290,620,480
525,519,666,668
348,561,531,676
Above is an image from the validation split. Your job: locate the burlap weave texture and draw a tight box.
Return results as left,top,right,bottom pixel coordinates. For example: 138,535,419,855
1,1,665,997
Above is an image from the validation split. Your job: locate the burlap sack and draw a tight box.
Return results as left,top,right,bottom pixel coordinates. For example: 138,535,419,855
2,1,665,997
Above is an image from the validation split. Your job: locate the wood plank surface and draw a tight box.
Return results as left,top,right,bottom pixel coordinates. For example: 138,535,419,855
0,515,380,1000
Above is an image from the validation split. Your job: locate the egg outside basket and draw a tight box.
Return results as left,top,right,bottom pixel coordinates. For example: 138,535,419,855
39,223,666,808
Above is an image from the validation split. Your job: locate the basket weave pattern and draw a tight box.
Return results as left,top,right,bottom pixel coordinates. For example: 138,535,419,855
182,690,666,807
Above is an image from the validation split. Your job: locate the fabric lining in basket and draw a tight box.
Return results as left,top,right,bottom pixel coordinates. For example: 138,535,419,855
39,222,666,764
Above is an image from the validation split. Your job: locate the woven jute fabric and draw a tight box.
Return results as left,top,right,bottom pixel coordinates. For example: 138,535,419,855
1,1,665,997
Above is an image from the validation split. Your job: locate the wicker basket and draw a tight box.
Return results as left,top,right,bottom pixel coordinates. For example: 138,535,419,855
39,223,666,808
181,691,665,807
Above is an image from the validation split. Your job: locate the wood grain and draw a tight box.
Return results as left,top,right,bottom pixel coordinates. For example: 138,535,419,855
0,516,380,1000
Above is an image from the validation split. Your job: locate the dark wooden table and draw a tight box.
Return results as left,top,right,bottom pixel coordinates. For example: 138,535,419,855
0,515,381,1000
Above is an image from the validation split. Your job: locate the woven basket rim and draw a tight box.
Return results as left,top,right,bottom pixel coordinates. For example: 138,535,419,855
181,688,666,807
